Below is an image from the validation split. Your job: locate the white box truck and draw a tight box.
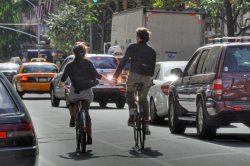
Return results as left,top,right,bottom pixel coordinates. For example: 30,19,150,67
110,7,205,61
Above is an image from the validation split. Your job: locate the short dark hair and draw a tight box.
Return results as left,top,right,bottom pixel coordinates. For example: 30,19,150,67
136,27,151,43
73,42,87,60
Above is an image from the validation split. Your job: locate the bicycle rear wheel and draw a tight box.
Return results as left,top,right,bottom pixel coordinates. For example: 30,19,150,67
80,131,87,153
138,122,145,150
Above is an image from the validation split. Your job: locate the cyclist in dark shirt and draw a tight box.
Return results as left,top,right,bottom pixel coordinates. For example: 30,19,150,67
113,27,156,135
60,42,114,144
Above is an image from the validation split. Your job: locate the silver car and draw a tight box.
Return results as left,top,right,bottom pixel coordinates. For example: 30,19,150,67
147,61,187,124
50,54,126,108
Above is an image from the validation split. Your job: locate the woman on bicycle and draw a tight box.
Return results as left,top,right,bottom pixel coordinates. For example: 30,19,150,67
59,42,114,144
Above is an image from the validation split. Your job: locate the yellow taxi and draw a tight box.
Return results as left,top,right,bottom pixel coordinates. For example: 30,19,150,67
13,62,58,98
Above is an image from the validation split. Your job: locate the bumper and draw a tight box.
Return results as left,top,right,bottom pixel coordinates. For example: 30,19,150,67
206,100,250,126
0,146,39,166
93,86,126,102
17,82,50,93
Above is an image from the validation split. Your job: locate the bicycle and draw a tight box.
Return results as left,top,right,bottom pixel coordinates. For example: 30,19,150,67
132,82,147,151
64,85,91,153
75,100,91,153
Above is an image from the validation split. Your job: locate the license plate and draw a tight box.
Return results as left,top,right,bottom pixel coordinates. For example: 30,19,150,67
39,78,47,82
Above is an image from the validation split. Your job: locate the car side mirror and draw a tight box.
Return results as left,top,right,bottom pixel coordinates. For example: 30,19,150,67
171,68,184,77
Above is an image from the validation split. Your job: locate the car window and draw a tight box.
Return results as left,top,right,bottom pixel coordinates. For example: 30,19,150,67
0,80,18,114
203,46,222,73
153,64,160,79
164,62,187,77
185,51,201,76
59,58,73,72
23,64,58,73
89,56,117,69
223,46,250,72
196,50,209,74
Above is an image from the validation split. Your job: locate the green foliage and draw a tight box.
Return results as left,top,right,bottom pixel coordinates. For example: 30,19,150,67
46,4,89,54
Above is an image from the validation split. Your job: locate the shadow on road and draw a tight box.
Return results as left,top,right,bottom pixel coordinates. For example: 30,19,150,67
59,147,163,160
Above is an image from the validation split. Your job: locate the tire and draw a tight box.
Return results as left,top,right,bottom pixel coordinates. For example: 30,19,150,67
196,100,216,139
168,97,186,134
80,132,87,153
50,88,60,107
99,101,107,108
116,96,126,109
150,99,163,124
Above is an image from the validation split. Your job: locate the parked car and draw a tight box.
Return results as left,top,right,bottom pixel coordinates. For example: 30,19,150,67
147,61,187,124
9,56,22,65
0,62,20,83
0,72,38,166
12,62,58,98
50,54,126,108
168,38,250,139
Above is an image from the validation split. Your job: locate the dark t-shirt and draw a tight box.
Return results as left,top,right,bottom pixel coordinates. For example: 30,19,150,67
113,42,156,78
61,59,102,90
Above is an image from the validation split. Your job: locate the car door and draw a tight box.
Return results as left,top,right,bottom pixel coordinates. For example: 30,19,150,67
176,51,201,111
189,49,210,112
53,56,73,98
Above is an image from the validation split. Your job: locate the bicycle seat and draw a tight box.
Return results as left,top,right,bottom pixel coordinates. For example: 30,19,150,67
134,82,144,91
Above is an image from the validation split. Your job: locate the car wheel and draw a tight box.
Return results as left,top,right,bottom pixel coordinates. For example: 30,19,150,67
99,101,107,108
116,96,126,109
168,97,186,134
196,100,216,139
50,88,60,107
150,99,163,124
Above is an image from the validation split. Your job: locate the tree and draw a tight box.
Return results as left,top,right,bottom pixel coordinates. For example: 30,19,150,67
0,0,34,61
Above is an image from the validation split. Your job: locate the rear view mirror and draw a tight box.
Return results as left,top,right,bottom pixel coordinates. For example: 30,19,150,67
171,68,184,77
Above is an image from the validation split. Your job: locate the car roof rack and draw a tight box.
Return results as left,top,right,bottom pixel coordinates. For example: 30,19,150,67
208,36,250,44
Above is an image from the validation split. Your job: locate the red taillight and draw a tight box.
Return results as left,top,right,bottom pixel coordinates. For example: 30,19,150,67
119,88,126,93
161,84,170,95
233,107,242,111
212,79,222,96
0,123,34,138
21,76,29,81
0,132,7,139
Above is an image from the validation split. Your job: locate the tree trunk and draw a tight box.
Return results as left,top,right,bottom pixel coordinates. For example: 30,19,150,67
224,0,235,36
123,0,128,10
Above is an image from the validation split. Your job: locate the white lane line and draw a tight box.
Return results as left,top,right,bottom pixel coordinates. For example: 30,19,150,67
39,155,58,166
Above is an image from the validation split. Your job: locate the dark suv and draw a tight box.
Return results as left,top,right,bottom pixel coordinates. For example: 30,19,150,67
168,38,250,139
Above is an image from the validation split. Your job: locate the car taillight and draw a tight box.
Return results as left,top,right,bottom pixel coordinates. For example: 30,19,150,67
212,79,222,96
119,88,126,93
0,123,36,147
21,76,29,81
161,84,170,95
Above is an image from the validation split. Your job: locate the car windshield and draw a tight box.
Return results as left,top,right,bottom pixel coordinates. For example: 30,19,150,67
0,63,19,71
0,80,18,114
223,46,250,72
89,56,117,69
22,64,58,73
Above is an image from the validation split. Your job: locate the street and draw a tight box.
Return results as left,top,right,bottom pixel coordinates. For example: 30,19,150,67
23,94,250,166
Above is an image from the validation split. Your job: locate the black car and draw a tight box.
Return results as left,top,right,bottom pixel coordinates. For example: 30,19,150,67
0,62,20,83
168,37,250,139
0,72,38,166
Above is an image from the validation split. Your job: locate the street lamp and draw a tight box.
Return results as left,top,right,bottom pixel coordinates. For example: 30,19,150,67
26,0,41,57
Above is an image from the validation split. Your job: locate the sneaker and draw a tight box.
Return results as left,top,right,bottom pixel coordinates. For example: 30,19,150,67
127,115,134,126
87,136,92,145
69,117,75,127
145,124,151,135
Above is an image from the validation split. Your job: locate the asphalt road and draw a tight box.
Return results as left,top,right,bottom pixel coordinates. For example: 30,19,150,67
22,94,250,166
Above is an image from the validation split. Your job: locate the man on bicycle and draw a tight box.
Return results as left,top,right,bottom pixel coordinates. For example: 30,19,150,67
113,27,156,135
59,42,114,144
